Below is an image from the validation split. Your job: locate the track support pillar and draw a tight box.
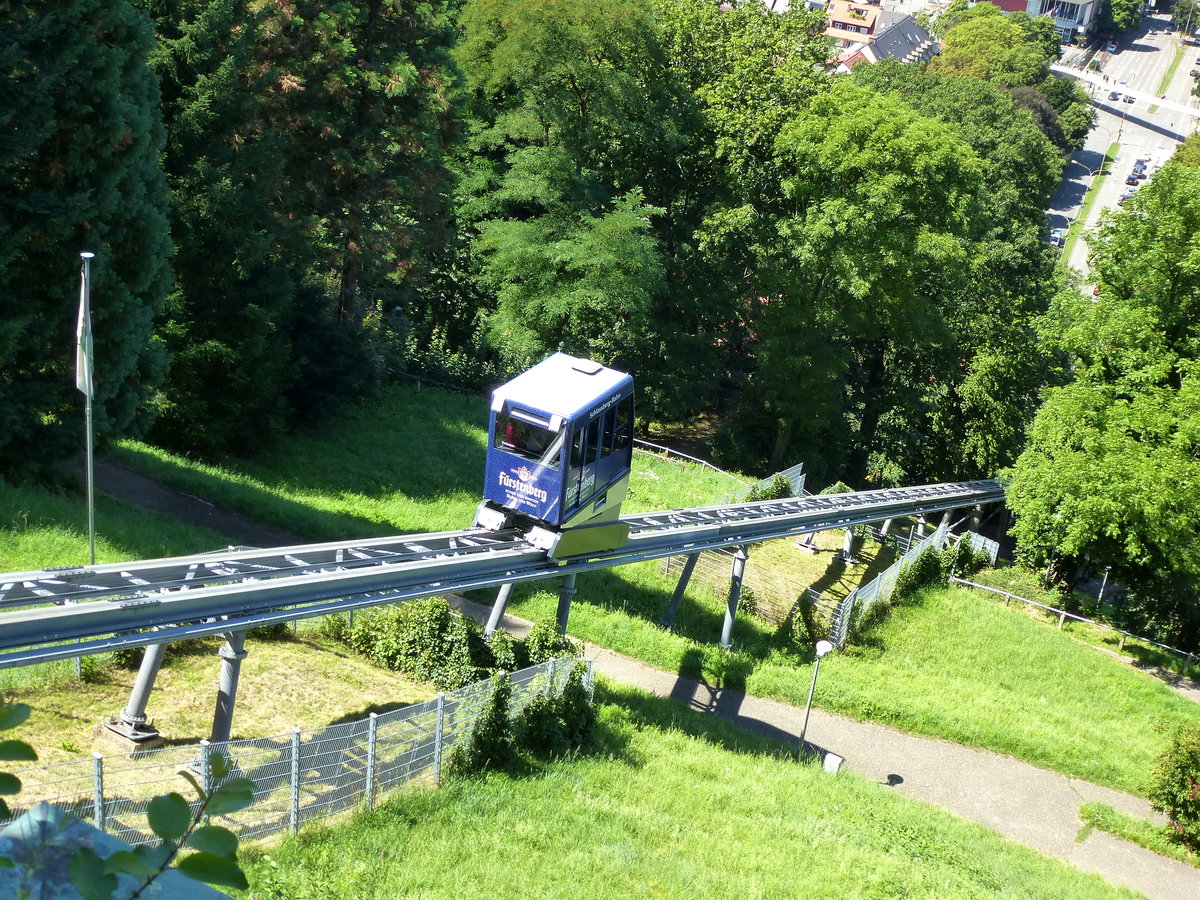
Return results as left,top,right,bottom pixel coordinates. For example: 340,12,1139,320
210,630,248,744
485,582,515,636
720,548,748,650
102,639,169,745
556,574,576,635
660,553,699,629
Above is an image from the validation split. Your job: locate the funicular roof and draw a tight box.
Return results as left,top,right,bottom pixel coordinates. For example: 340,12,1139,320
493,352,631,420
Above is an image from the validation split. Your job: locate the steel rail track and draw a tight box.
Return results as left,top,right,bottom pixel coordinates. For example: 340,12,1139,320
0,480,1003,667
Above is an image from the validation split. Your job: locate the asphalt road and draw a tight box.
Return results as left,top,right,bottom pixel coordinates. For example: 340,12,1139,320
1050,16,1199,275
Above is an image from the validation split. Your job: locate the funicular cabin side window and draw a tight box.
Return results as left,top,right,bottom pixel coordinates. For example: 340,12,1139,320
494,411,561,469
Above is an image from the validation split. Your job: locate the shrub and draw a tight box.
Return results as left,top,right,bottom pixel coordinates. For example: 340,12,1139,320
486,628,528,673
745,474,793,502
446,674,514,777
941,539,988,578
894,546,946,597
557,662,597,748
346,599,482,690
320,612,351,646
513,662,596,758
514,693,568,757
248,622,293,641
525,620,580,665
1149,721,1200,851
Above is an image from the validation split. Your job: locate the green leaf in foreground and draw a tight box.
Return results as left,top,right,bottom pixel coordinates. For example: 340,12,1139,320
176,851,249,889
0,772,21,795
206,777,254,816
102,849,153,880
0,703,30,731
148,792,193,841
0,739,36,762
68,847,119,900
187,824,238,858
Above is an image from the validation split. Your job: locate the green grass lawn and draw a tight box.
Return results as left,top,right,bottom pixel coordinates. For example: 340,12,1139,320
108,382,744,543
234,683,1142,900
9,380,1200,797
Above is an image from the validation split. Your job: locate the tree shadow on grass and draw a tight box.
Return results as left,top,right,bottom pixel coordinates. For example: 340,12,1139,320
597,679,810,763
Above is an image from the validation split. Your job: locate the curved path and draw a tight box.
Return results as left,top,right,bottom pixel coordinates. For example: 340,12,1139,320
83,457,1199,899
451,595,1199,900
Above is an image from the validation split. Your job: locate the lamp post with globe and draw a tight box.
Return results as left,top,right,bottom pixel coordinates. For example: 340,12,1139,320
799,640,835,753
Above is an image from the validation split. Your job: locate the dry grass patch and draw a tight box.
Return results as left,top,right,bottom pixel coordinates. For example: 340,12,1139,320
7,630,435,765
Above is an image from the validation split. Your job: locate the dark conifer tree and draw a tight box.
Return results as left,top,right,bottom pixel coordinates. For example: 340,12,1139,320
0,0,171,477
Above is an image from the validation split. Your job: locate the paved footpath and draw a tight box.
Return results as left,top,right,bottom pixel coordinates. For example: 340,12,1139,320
450,596,1200,900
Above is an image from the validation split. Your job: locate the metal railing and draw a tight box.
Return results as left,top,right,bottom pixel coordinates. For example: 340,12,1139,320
949,577,1196,676
3,657,590,845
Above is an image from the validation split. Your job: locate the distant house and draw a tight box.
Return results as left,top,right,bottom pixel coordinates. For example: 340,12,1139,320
955,0,1100,44
823,1,938,69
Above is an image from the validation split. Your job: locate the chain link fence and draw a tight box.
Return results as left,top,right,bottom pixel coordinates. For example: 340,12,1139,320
830,522,953,647
4,657,589,846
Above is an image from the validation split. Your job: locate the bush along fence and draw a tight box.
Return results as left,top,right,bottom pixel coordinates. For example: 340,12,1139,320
828,522,954,647
2,657,590,846
950,577,1197,677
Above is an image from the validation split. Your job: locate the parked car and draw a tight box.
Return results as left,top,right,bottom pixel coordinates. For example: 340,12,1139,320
1107,41,1118,51
1049,228,1065,249
1150,27,1157,34
1109,90,1121,100
1133,165,1147,178
1118,189,1137,205
1124,93,1136,103
1126,174,1140,185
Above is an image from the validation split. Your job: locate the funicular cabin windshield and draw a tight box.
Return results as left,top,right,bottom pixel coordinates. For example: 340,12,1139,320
493,411,562,470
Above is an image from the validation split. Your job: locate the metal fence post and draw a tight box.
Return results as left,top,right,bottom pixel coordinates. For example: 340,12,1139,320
434,693,446,781
92,752,104,832
199,739,212,794
289,728,301,835
365,713,378,811
198,739,212,825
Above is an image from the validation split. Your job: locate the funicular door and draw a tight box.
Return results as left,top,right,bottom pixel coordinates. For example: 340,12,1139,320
566,415,603,518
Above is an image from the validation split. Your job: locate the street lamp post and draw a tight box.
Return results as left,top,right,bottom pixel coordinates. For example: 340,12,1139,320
799,640,835,753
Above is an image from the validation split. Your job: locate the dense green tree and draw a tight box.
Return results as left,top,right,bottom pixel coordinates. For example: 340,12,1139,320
1008,163,1200,649
455,0,661,370
932,6,1093,152
0,0,171,477
1100,0,1144,34
1175,0,1200,35
738,82,986,477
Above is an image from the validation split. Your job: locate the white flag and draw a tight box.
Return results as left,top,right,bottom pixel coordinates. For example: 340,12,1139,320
76,258,93,399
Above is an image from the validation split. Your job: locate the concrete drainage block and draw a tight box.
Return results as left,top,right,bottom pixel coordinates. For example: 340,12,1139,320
823,752,844,774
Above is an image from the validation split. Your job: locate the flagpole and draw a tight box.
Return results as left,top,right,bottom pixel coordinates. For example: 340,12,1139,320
79,251,96,566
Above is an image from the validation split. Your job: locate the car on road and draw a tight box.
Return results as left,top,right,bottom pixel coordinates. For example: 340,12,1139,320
1109,90,1121,100
1107,41,1118,51
1150,27,1157,34
1126,174,1140,185
1049,228,1065,249
1124,93,1136,103
1132,164,1147,178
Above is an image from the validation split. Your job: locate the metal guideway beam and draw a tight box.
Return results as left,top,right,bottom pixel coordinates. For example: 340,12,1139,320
0,480,1006,670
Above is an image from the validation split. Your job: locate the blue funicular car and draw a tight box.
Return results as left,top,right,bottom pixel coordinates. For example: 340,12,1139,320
474,352,634,558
